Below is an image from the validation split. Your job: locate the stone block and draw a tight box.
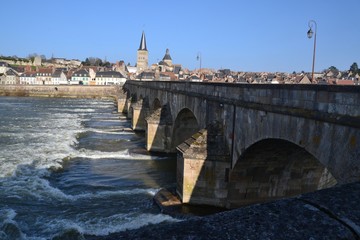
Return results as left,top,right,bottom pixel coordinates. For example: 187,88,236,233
316,91,329,103
245,188,259,199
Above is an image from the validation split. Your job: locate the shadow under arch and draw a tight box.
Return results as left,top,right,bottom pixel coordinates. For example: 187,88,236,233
126,93,138,119
132,95,150,132
227,138,337,208
171,108,200,151
152,98,162,111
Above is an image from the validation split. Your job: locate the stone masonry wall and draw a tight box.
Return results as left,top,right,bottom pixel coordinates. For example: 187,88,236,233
0,85,124,100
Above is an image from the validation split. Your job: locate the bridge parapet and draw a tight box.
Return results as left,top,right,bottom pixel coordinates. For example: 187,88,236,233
124,81,360,128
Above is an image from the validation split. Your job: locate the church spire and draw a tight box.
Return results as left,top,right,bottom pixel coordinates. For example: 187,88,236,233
138,31,147,51
137,31,149,72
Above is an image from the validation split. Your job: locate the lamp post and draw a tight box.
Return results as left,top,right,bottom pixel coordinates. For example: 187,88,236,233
307,20,317,83
196,52,202,74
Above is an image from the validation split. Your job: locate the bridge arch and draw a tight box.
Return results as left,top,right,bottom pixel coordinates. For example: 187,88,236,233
172,108,200,150
227,138,337,208
130,92,138,102
152,98,162,111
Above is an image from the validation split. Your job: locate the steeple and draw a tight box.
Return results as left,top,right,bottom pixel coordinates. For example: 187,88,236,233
138,31,147,51
137,31,148,73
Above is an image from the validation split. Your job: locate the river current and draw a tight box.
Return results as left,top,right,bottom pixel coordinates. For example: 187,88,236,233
0,96,179,239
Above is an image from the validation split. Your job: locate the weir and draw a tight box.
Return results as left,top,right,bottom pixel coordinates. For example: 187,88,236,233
0,85,124,100
122,80,360,208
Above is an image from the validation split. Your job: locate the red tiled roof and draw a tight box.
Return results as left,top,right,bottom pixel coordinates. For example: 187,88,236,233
38,68,53,74
160,72,177,80
336,80,354,85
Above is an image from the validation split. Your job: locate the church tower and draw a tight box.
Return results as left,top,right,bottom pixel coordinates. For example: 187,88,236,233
162,48,172,66
137,31,148,73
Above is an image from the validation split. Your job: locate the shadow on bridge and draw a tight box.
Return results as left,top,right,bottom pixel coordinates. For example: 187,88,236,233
226,138,337,208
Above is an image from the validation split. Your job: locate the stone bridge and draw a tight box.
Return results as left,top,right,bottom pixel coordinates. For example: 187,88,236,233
120,80,360,209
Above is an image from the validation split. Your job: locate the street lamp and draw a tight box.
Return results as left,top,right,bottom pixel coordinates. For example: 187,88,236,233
196,52,202,74
307,20,317,83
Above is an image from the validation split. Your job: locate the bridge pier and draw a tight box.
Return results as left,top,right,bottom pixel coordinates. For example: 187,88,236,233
126,97,133,119
116,89,128,114
117,98,127,113
145,106,173,152
177,124,231,207
131,99,149,131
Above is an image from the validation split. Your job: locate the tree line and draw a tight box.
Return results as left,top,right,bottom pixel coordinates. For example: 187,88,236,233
81,57,111,67
326,62,359,76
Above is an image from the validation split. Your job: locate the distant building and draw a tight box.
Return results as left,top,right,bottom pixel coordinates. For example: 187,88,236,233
0,73,5,84
0,61,8,74
71,69,90,85
52,69,68,85
53,58,66,65
95,71,126,85
298,75,311,84
126,66,137,74
335,79,354,85
137,31,148,73
159,72,177,81
1,69,19,85
20,72,36,85
52,58,81,68
158,49,174,72
33,56,42,66
136,71,155,81
81,67,97,85
188,75,201,82
113,61,127,75
36,68,53,85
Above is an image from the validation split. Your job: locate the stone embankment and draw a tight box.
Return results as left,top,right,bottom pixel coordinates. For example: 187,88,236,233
91,182,360,240
0,85,124,100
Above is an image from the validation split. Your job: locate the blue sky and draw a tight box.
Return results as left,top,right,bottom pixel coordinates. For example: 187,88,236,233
1,0,359,73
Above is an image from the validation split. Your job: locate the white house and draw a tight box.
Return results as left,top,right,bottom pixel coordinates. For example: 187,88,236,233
52,69,68,85
71,69,90,85
0,74,5,84
20,73,36,84
95,71,126,85
2,69,19,84
0,61,8,74
36,68,53,85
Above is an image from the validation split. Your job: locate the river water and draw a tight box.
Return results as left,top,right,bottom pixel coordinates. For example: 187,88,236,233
0,96,179,239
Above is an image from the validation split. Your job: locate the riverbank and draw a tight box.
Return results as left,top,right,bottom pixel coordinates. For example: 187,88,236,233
0,85,123,100
87,181,360,239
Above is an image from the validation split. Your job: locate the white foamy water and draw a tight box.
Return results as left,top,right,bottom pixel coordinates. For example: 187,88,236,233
38,212,180,239
0,97,178,239
88,129,135,135
74,148,165,160
0,113,82,177
70,213,180,236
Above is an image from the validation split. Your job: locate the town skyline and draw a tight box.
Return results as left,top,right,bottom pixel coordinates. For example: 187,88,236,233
1,52,359,74
1,0,360,73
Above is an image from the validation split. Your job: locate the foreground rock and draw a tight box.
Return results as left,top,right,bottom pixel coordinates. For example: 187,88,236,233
88,182,360,240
